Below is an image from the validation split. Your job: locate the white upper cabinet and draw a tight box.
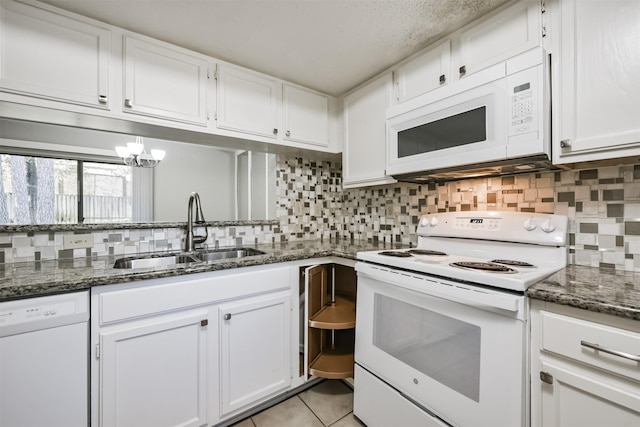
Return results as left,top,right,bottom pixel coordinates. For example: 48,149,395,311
0,0,110,109
552,0,640,164
395,40,451,103
343,73,396,188
456,0,541,79
216,64,280,139
283,84,329,147
123,36,210,126
390,0,542,107
216,65,331,147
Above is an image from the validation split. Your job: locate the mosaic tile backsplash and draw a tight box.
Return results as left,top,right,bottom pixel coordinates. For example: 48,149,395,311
1,155,639,272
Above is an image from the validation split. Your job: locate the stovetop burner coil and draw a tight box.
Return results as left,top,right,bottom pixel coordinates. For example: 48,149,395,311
378,251,413,258
490,259,535,267
450,261,517,273
408,249,448,256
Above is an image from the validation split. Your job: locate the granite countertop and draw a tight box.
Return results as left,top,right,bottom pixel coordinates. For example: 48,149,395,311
0,240,400,301
2,240,639,321
526,265,640,321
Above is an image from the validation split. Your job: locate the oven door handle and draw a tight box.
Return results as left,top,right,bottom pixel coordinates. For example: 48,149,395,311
357,263,522,313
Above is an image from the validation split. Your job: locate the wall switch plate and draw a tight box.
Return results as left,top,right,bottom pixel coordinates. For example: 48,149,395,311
63,234,94,249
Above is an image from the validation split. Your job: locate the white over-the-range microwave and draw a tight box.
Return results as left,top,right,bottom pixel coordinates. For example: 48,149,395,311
387,47,554,182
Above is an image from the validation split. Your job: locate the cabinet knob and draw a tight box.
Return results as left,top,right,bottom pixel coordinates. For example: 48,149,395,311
285,130,291,137
459,65,466,77
200,319,208,327
98,95,108,104
224,313,232,320
124,99,133,108
273,128,278,135
439,74,446,84
560,139,572,148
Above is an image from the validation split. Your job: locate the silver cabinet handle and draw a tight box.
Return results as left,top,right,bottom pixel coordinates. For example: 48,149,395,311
560,139,572,148
539,371,553,385
98,95,108,104
224,313,231,320
124,99,133,108
285,130,291,137
581,340,640,362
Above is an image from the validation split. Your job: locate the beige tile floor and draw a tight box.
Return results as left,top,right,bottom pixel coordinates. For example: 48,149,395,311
232,380,362,427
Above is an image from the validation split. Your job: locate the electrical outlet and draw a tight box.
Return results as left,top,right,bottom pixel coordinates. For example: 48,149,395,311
63,234,94,250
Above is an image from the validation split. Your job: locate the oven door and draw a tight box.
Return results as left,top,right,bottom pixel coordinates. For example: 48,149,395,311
386,72,508,177
355,263,527,427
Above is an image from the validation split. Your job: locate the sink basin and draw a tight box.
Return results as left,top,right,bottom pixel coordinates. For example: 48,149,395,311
113,254,200,269
193,248,265,262
113,248,265,269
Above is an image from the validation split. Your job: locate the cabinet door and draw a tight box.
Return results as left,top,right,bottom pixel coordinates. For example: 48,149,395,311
395,40,450,103
538,359,640,427
0,1,110,108
219,291,291,415
457,0,541,79
100,310,208,427
554,0,640,163
282,84,329,146
216,64,280,138
123,36,209,126
343,73,396,188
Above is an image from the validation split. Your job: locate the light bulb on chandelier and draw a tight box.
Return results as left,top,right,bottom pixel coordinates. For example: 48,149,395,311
115,136,165,167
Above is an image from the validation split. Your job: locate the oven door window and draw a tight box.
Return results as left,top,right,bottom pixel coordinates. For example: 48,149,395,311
373,293,481,401
397,106,487,158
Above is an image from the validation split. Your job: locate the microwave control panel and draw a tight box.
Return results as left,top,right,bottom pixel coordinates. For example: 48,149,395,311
508,65,541,137
511,83,533,132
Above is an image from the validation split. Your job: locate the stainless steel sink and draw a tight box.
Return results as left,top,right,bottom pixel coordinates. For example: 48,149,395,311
113,248,265,269
113,253,200,269
193,248,265,262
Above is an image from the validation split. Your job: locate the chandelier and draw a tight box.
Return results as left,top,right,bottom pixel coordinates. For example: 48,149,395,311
115,137,165,167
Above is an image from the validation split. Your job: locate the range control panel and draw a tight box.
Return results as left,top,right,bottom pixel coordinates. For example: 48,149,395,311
417,211,568,246
454,217,501,230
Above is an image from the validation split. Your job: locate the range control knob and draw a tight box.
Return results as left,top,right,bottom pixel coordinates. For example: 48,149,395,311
429,217,439,227
420,216,430,227
540,218,556,233
523,218,537,231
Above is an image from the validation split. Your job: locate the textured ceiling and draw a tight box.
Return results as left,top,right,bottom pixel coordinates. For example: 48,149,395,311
38,0,510,96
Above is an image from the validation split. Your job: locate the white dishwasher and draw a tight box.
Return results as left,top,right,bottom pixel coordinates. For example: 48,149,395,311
0,291,89,427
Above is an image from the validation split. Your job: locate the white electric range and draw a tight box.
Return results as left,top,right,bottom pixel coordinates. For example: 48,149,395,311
354,211,568,427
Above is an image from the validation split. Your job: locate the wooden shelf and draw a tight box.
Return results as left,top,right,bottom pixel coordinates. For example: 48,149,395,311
309,347,355,379
309,295,355,330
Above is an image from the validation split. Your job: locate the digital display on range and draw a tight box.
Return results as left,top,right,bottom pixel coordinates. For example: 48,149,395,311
470,219,483,224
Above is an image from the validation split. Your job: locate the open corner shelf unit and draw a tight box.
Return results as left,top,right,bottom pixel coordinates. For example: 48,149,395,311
303,263,357,379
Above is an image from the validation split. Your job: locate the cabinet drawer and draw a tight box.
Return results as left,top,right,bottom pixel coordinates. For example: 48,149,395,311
541,311,640,382
97,266,291,324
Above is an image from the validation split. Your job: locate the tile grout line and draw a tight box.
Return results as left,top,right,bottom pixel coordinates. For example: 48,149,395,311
297,394,330,426
327,411,357,427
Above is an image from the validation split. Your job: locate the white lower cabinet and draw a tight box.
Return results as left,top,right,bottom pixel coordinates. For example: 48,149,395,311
219,291,291,416
99,309,209,427
530,301,640,427
91,264,294,427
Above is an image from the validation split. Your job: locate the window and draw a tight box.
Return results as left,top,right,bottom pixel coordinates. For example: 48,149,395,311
0,154,135,224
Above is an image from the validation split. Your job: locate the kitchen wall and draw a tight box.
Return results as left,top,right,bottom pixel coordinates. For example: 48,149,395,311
278,156,640,272
1,154,639,272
